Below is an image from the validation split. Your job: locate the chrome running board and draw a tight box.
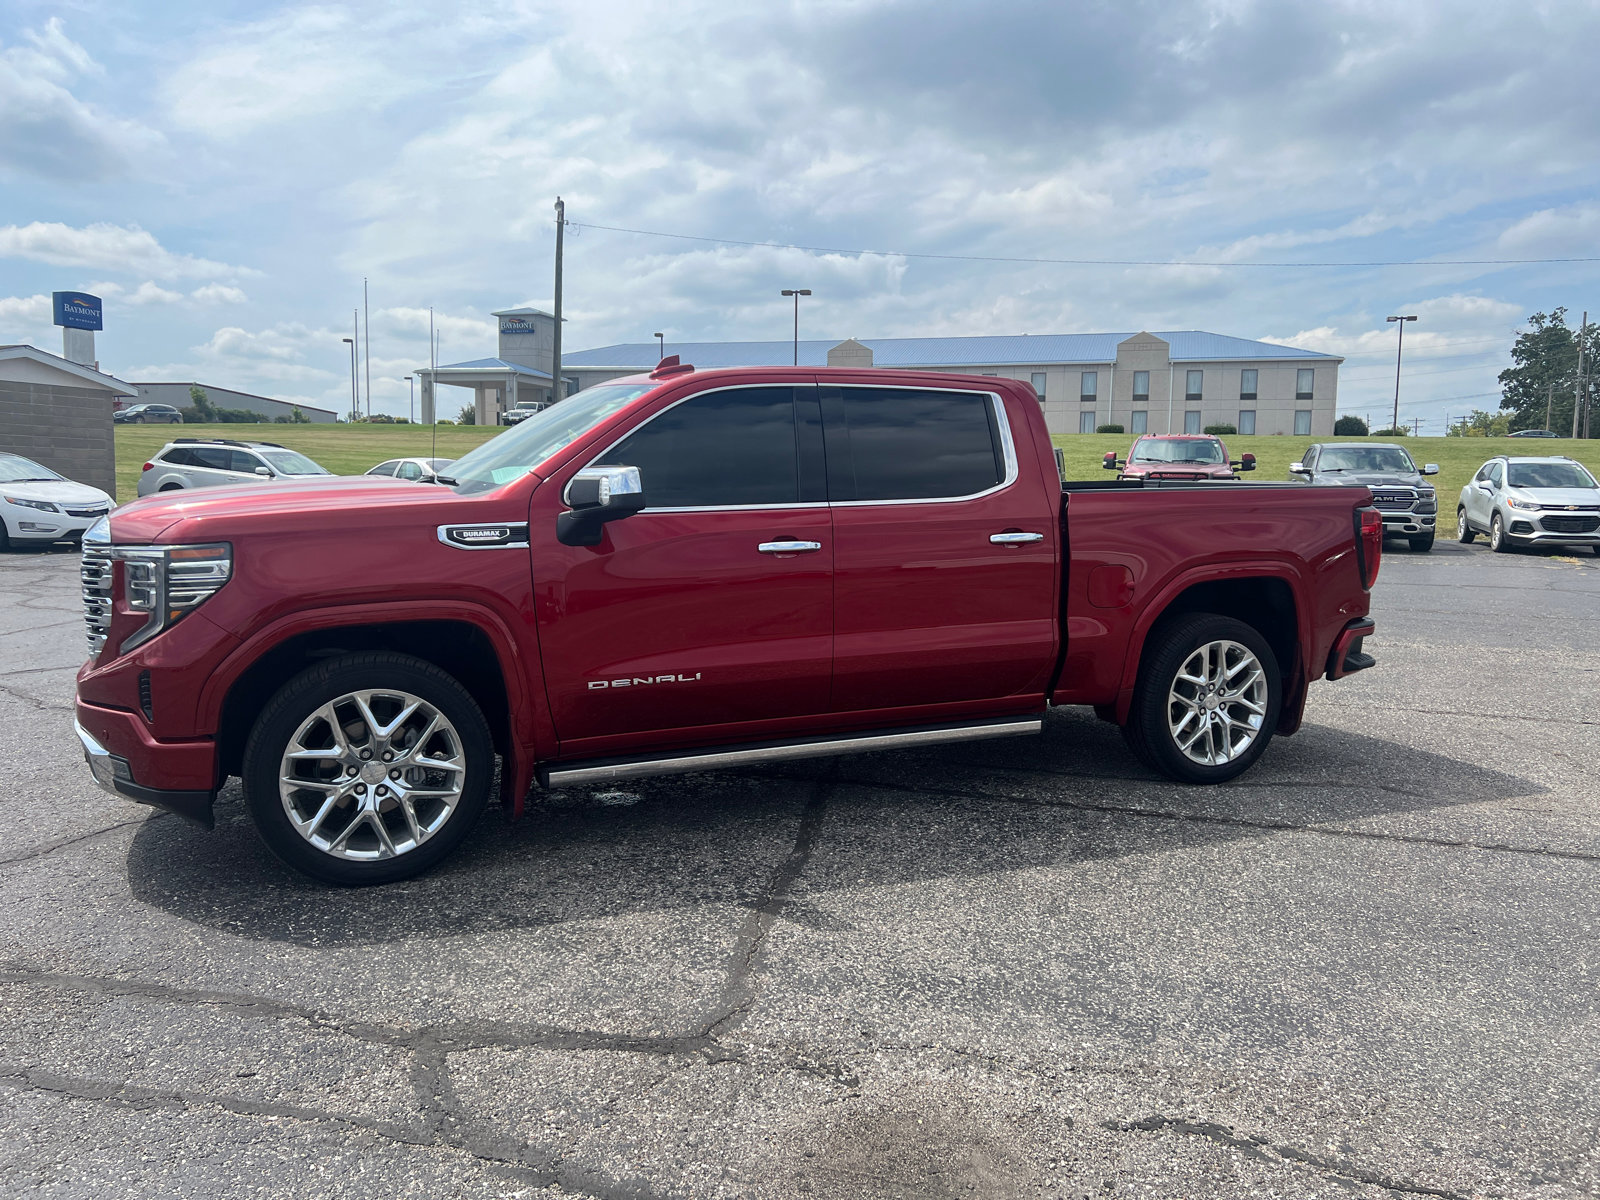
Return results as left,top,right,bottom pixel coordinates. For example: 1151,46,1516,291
539,715,1043,788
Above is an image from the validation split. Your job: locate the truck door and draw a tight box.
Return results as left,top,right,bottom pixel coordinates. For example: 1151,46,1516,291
822,384,1059,714
531,385,833,754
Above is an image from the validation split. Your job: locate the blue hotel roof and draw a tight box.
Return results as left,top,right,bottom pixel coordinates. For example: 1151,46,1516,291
435,357,552,379
562,331,1339,371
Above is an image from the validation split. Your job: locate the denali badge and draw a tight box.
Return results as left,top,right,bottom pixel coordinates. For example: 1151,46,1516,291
588,673,702,690
437,523,530,550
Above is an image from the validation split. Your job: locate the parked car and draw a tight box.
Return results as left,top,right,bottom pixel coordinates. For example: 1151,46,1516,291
1103,434,1255,480
1457,455,1600,554
136,438,333,496
1289,442,1440,551
366,457,454,484
76,364,1380,884
0,453,114,549
1508,429,1560,438
114,403,184,425
501,400,548,426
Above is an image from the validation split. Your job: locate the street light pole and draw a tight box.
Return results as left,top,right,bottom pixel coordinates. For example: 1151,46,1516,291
1386,314,1417,431
654,332,664,359
405,375,414,425
552,197,565,406
780,289,811,365
342,337,357,421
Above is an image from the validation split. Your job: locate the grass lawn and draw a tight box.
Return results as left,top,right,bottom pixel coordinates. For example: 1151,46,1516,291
1051,432,1600,516
113,421,1600,513
112,423,503,503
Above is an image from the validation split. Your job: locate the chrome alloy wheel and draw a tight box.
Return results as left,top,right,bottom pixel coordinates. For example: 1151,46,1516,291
1166,639,1269,766
278,689,467,861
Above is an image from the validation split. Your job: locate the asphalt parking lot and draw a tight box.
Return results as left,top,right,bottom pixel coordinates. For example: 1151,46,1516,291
1,537,1597,1200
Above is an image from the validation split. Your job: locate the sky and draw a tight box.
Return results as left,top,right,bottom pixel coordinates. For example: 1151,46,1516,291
2,0,1598,429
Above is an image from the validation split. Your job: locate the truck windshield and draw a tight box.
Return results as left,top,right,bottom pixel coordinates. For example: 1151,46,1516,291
1317,446,1415,473
447,383,656,494
1130,438,1224,464
1508,462,1597,489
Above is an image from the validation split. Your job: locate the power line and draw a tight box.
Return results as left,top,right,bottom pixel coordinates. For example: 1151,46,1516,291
567,220,1600,269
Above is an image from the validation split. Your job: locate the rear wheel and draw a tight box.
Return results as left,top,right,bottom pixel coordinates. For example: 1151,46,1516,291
159,483,182,492
1490,513,1512,553
1122,613,1281,784
242,652,493,885
1456,508,1475,543
1409,532,1435,552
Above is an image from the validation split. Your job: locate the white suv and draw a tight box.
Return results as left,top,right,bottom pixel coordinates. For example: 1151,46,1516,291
137,439,333,497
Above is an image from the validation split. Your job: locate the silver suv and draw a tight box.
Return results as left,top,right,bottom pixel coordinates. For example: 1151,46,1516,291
1457,455,1600,554
137,439,333,497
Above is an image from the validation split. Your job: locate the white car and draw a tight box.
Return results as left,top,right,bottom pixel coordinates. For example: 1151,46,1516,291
0,453,115,549
365,457,454,484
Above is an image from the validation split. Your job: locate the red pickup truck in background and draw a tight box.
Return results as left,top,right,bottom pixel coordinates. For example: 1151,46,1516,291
74,361,1381,884
1105,433,1256,481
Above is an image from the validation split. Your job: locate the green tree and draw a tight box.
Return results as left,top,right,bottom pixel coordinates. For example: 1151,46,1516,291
457,404,477,426
1447,409,1511,437
290,406,309,424
1333,415,1369,436
1498,309,1599,434
188,385,215,422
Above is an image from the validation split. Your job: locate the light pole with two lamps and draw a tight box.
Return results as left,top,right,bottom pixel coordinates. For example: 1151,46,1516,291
1386,314,1417,432
781,289,811,366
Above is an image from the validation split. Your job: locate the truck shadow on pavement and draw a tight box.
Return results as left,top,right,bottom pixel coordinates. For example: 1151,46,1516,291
124,707,1547,948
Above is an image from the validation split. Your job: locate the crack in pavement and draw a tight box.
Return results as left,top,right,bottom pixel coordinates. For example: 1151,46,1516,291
0,680,73,713
698,781,830,1040
1106,1115,1477,1200
1318,700,1599,727
792,772,1600,866
0,817,163,867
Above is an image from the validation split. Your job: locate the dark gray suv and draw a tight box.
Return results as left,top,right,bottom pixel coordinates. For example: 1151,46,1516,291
1290,442,1440,551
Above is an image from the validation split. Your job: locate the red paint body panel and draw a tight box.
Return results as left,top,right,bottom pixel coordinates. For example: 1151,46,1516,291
72,365,1374,817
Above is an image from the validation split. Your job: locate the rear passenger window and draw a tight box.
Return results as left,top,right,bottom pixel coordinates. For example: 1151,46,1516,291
597,386,800,508
368,461,397,477
191,447,233,470
831,387,1003,501
161,448,197,467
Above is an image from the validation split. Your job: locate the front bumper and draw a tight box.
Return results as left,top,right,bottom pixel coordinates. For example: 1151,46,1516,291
2,506,108,542
74,707,216,828
1378,510,1436,536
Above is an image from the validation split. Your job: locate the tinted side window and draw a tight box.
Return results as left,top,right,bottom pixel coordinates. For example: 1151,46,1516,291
597,386,800,508
161,447,196,467
230,450,265,473
191,447,233,470
368,461,397,476
397,461,423,481
830,388,1003,501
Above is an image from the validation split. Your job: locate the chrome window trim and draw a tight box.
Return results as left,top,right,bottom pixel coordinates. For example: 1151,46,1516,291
574,380,1019,513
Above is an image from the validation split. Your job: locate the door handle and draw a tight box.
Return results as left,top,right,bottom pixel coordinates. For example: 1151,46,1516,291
990,532,1045,545
758,540,823,554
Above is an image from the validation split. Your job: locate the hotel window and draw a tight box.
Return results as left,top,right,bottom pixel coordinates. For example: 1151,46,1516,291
1240,369,1257,401
1294,409,1312,436
1131,410,1148,434
1080,371,1098,403
1031,371,1047,402
1296,368,1314,400
1185,369,1203,403
1238,410,1256,435
1132,370,1149,404
1079,410,1096,433
1184,410,1202,434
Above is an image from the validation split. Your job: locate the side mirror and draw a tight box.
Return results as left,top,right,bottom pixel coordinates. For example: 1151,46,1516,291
1236,453,1256,472
557,466,646,546
1289,462,1306,474
254,466,273,477
1102,451,1120,471
1054,447,1066,481
1422,463,1439,475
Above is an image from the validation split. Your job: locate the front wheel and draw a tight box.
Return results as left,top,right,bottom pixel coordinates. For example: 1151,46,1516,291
242,652,493,885
1456,508,1475,543
1122,613,1282,784
1409,532,1435,552
1489,513,1512,553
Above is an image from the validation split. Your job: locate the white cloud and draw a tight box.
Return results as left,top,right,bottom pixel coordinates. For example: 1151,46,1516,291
0,222,249,280
190,284,248,305
0,19,162,181
0,293,55,346
1495,204,1600,257
126,281,184,306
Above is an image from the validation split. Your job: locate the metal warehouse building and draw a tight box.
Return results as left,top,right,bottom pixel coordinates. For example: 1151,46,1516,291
127,382,336,423
563,330,1342,437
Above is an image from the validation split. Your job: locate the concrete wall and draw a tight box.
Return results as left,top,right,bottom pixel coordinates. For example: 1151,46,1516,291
0,380,116,495
131,382,337,423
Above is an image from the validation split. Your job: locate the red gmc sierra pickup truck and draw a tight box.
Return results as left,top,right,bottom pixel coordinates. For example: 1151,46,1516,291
75,361,1381,884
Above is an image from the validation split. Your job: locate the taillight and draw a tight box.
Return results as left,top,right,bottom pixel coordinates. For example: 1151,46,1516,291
1356,507,1382,588
141,462,153,471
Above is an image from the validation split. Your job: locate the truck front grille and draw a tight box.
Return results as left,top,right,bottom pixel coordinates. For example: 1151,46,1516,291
81,547,113,657
1370,489,1416,511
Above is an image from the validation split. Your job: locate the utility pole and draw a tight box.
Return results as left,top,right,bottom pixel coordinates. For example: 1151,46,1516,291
1574,310,1587,441
429,309,437,460
552,197,565,406
1386,314,1417,431
342,337,356,420
1546,380,1555,432
364,278,371,420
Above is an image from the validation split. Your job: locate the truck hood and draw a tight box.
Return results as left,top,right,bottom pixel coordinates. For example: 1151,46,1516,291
1122,462,1234,479
1315,471,1428,488
109,475,510,543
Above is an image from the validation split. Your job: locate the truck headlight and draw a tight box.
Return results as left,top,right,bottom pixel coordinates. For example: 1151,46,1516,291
3,495,60,512
84,542,232,655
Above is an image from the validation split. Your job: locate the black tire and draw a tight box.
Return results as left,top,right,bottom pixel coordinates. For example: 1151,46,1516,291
1123,613,1282,784
1591,544,1600,557
1409,532,1435,552
159,483,182,492
1456,508,1475,544
242,652,493,885
0,522,10,552
1489,513,1513,553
